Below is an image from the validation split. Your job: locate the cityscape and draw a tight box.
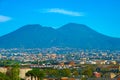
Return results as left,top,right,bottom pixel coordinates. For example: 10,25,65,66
0,48,120,80
0,48,120,65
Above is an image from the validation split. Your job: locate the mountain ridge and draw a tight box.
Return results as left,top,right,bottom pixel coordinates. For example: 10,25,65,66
0,23,120,49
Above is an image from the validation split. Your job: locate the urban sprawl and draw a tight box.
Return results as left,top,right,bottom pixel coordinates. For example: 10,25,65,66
0,47,120,80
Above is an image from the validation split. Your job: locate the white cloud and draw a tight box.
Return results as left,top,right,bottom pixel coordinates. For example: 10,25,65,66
0,15,11,22
44,8,83,16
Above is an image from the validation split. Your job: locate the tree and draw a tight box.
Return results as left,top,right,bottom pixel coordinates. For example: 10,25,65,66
100,68,109,76
26,70,34,80
35,69,45,80
59,69,71,77
45,69,60,78
0,72,10,80
26,69,45,80
71,69,79,77
82,69,93,78
81,77,87,80
6,64,20,80
73,71,79,77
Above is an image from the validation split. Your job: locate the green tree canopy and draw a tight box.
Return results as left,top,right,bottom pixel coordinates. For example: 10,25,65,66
6,63,20,80
0,72,10,80
26,69,45,80
59,69,71,77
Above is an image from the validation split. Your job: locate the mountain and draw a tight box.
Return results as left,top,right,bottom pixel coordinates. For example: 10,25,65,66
0,24,58,48
0,23,120,49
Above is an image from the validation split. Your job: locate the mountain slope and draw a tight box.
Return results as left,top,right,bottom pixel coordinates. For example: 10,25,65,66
0,24,58,48
0,23,120,49
57,23,113,49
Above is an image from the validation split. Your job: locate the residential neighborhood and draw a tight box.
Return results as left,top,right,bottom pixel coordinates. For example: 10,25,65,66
0,48,120,80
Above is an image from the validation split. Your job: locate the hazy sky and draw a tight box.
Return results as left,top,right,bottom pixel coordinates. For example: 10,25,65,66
0,0,120,37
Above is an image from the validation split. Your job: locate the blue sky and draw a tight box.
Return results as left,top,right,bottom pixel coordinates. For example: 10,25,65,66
0,0,120,37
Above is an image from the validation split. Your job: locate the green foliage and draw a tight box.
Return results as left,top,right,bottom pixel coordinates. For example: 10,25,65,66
82,69,93,78
70,69,79,77
100,68,109,75
81,77,87,80
0,72,10,80
73,71,79,77
45,69,60,77
6,64,20,80
26,69,45,80
26,70,34,80
59,69,71,77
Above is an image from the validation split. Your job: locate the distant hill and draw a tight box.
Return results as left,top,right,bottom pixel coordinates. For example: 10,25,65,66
0,23,120,50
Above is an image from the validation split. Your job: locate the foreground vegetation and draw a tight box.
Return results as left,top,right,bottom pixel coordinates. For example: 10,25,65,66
0,64,120,80
0,64,20,80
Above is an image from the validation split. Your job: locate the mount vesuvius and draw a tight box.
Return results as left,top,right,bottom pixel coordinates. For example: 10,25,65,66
0,23,120,49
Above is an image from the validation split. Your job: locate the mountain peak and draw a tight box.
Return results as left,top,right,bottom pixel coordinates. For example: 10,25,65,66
58,23,91,33
66,22,85,26
19,24,42,29
63,23,86,27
